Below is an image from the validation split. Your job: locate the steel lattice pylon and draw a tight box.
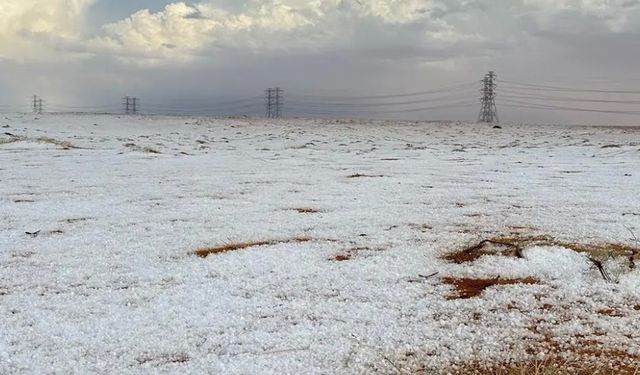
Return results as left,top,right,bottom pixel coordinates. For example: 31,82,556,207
478,71,499,123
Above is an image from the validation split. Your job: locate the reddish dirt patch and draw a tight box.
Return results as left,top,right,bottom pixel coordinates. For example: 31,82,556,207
542,303,554,310
442,234,638,265
329,246,382,262
598,308,625,317
333,254,351,262
442,239,524,264
442,277,538,299
448,357,640,375
194,237,312,258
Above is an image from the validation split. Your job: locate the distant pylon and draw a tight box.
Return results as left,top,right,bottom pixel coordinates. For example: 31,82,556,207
274,87,283,118
123,96,139,115
478,71,499,123
265,88,284,118
32,95,44,114
265,89,273,118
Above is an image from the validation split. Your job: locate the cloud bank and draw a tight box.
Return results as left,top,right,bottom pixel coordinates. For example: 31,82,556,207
1,0,639,124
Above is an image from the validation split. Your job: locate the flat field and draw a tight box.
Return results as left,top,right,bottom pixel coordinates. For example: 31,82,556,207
1,114,639,374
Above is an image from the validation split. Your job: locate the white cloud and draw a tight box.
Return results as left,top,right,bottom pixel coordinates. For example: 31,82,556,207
1,0,639,64
0,0,95,61
520,0,640,34
90,0,477,63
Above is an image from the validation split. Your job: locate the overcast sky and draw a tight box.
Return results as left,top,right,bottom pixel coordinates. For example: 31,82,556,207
1,0,639,124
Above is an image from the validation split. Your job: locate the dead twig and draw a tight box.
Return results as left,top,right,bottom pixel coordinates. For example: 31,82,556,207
381,354,405,374
418,272,439,279
407,272,439,283
587,256,612,282
624,225,638,270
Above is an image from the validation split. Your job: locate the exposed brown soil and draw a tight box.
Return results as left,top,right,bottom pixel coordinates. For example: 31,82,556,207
442,277,538,299
329,246,382,262
443,238,527,264
597,308,625,317
194,237,312,258
446,356,640,375
443,234,638,264
333,254,351,262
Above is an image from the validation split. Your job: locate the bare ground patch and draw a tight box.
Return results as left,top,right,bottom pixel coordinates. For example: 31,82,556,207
442,277,539,299
329,246,385,262
446,355,640,375
442,234,638,266
194,237,312,258
442,238,526,264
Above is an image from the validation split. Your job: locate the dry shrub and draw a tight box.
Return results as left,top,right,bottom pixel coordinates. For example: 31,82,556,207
194,237,312,258
142,147,161,154
1,135,78,149
35,136,78,149
442,277,538,299
0,137,19,145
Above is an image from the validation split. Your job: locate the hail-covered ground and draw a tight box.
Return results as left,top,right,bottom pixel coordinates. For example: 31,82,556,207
1,114,639,374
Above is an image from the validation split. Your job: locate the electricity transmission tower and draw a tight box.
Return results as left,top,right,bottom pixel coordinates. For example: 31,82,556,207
478,71,499,123
265,88,283,118
123,96,139,115
32,95,44,114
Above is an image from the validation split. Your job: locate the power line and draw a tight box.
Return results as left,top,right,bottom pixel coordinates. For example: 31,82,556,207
294,82,476,101
142,96,263,110
46,103,122,109
286,90,476,108
500,92,640,105
288,101,474,114
501,80,640,94
498,98,640,115
142,102,262,113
